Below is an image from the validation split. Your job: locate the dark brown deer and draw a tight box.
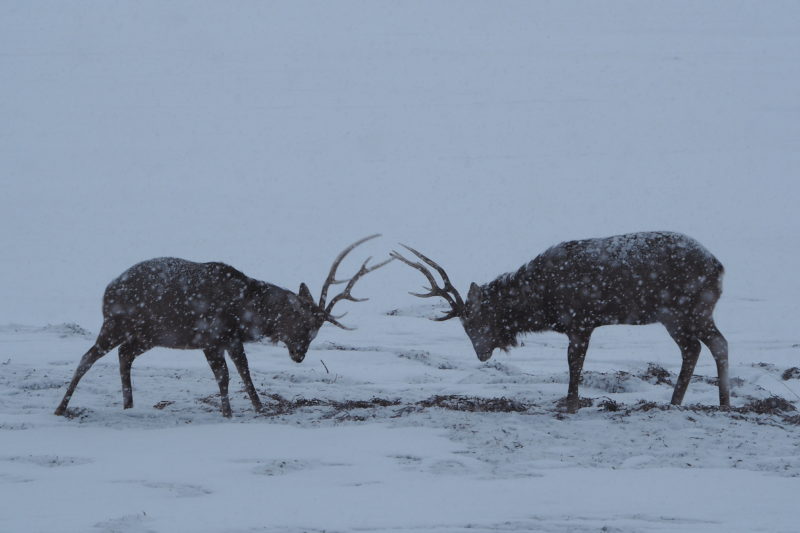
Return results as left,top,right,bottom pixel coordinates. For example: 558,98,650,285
55,234,390,417
392,231,729,413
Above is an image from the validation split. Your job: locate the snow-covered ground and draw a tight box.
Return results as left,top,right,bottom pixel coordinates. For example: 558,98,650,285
3,308,800,532
2,2,800,532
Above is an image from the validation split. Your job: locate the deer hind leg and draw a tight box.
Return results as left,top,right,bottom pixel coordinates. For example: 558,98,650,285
566,330,592,413
698,321,730,408
55,320,122,416
118,341,151,410
665,322,701,406
203,347,232,418
227,342,263,412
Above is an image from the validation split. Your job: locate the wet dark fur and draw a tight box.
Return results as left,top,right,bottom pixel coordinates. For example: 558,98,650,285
463,232,729,412
475,232,723,342
101,258,321,350
55,258,324,417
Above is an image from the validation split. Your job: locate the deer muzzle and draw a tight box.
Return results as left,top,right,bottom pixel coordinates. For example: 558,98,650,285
476,349,494,362
288,349,306,363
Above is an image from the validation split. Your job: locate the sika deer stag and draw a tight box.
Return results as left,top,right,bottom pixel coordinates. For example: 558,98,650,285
55,234,390,417
392,232,729,412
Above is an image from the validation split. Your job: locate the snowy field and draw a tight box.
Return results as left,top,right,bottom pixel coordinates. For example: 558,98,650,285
2,2,800,532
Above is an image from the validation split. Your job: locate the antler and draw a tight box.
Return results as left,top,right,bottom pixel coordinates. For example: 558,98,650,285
389,244,464,321
319,235,393,330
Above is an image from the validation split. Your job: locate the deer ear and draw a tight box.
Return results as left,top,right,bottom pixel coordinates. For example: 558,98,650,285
298,283,314,303
468,282,482,302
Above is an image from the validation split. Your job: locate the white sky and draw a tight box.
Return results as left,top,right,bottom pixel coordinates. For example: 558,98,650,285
1,1,798,331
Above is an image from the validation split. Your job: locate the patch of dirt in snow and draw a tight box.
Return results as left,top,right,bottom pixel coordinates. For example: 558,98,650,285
267,369,362,386
0,422,31,430
388,454,423,467
256,393,402,422
248,458,350,477
782,367,800,380
255,393,533,420
395,349,458,370
418,395,530,413
94,512,156,533
638,363,673,385
740,396,796,416
604,396,798,420
2,454,93,467
315,341,384,352
110,479,212,498
0,322,93,339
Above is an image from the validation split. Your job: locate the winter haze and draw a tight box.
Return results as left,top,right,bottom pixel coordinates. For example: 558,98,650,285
1,2,799,532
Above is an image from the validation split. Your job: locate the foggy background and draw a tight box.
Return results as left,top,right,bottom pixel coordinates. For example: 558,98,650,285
2,1,798,338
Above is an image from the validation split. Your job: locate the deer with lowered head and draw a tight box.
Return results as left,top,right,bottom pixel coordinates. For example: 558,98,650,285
391,231,729,413
55,234,390,417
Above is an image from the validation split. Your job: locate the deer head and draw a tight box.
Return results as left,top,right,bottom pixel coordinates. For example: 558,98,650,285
390,245,506,362
284,234,392,362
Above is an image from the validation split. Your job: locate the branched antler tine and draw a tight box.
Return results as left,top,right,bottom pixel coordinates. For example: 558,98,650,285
390,251,444,295
318,233,381,309
323,255,391,328
409,288,439,298
365,256,394,272
399,244,465,308
329,257,392,285
326,315,355,331
390,250,458,311
408,286,456,307
328,311,348,320
432,308,461,322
